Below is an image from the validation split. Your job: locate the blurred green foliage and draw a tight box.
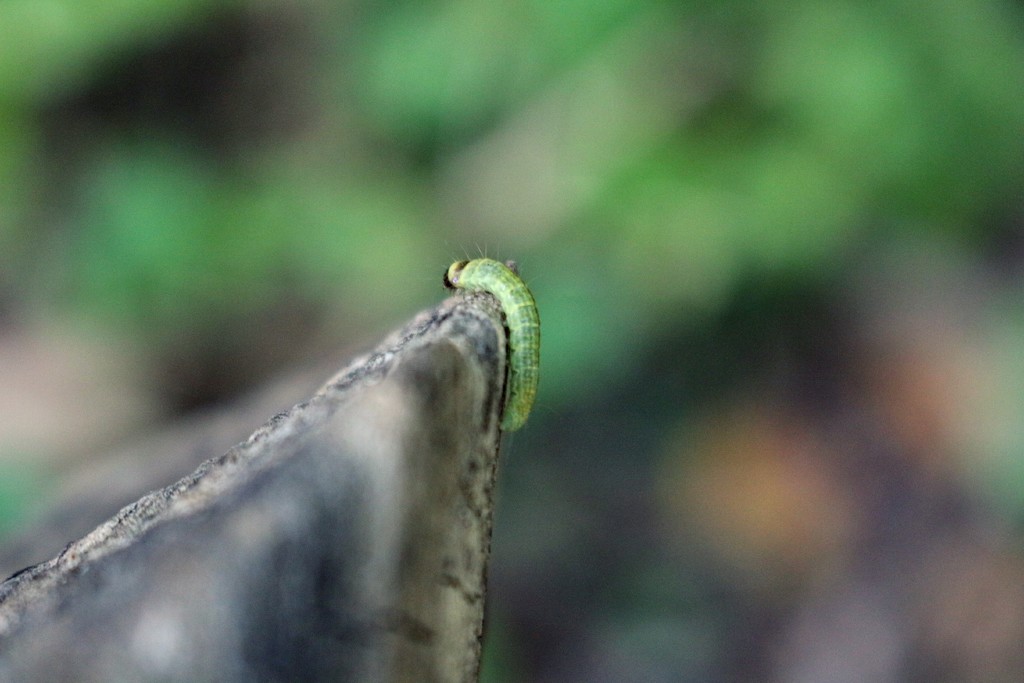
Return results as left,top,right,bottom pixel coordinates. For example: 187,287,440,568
2,0,1024,532
1,0,1020,384
0,463,46,539
3,0,1024,678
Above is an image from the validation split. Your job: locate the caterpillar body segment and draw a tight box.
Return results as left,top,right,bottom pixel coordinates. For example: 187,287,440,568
443,259,540,431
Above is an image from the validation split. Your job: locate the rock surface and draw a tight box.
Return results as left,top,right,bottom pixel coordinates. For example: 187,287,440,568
0,295,507,683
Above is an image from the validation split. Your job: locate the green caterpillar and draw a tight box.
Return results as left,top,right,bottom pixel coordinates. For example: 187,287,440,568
443,258,540,431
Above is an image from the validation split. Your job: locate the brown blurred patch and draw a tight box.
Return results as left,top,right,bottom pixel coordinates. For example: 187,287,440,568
659,401,857,589
0,322,158,466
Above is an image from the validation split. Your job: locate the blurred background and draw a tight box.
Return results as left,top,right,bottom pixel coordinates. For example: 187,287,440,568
2,0,1024,680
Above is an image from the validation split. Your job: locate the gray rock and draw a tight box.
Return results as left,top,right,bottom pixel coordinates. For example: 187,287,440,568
0,295,508,683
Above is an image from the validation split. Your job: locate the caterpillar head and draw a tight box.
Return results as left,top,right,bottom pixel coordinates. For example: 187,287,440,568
443,260,470,289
